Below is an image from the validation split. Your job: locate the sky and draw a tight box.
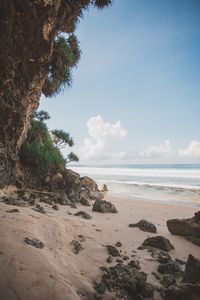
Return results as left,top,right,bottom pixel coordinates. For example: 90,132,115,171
40,0,200,164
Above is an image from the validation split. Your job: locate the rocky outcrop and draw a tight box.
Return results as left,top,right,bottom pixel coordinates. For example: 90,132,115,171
129,219,157,233
182,254,200,284
92,199,118,213
167,211,200,246
165,283,200,300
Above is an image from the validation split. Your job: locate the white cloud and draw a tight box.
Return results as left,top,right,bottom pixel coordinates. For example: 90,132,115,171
79,115,128,161
139,140,172,159
179,140,200,158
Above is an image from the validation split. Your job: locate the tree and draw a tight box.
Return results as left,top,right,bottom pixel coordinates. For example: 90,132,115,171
66,152,79,164
34,110,51,122
51,129,74,149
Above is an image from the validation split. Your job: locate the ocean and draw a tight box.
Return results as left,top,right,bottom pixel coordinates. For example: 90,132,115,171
71,164,200,207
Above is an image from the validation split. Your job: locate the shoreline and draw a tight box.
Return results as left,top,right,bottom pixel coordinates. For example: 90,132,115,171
0,192,200,299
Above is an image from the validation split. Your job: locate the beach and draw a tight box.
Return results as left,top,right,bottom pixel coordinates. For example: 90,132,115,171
0,191,199,300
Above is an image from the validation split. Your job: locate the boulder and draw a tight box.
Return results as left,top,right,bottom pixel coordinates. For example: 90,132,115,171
92,200,118,213
158,261,183,276
165,283,200,300
129,219,157,233
80,176,103,201
100,263,155,299
106,245,120,257
167,211,200,246
182,255,200,284
142,236,174,252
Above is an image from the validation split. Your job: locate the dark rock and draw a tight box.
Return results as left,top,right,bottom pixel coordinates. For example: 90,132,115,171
74,211,92,220
24,237,44,249
33,205,46,214
161,274,176,288
52,204,59,211
167,212,200,247
158,261,183,276
115,241,122,247
142,236,174,252
70,240,83,254
92,200,118,213
106,245,120,257
150,248,171,263
3,197,26,207
107,256,113,263
101,263,155,300
6,208,20,213
80,197,91,207
165,283,200,300
182,254,200,284
94,282,106,294
128,259,141,270
116,258,123,263
58,196,70,205
78,235,86,242
152,271,162,281
175,258,186,265
123,256,130,261
129,219,157,233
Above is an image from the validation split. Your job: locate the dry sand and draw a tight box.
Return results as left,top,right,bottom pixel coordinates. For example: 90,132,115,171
0,193,199,300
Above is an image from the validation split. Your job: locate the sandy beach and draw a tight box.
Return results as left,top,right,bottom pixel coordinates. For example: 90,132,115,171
0,192,199,300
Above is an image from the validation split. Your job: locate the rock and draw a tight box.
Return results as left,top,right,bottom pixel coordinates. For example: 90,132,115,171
100,184,108,193
142,236,174,252
33,204,46,214
115,241,122,247
129,219,157,233
150,248,171,263
152,271,162,281
158,261,183,276
3,197,27,207
52,204,59,210
57,195,71,205
80,176,103,201
70,240,83,254
123,256,130,261
128,259,141,270
106,245,120,257
74,211,92,220
100,263,155,299
92,200,118,213
24,237,44,249
6,208,20,213
167,211,200,246
78,235,86,242
80,197,91,207
94,282,106,295
161,274,175,288
182,255,200,284
107,256,113,263
165,283,200,300
175,258,186,265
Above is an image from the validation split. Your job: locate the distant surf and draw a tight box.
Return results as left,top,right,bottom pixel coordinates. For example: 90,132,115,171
71,164,200,207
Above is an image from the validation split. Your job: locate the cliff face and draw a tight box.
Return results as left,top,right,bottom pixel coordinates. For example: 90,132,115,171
0,0,61,187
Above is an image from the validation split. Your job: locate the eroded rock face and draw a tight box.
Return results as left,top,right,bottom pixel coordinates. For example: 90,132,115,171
182,255,200,284
167,211,200,246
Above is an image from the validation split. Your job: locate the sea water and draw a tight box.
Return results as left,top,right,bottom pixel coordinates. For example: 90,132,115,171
71,164,200,207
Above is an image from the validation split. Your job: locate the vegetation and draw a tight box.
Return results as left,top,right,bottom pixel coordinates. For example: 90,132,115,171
42,0,112,97
20,111,79,175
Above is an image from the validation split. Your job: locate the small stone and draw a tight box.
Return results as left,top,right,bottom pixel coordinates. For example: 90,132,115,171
80,198,91,206
74,211,92,220
115,241,122,247
94,282,106,294
107,256,113,263
6,208,20,213
52,204,59,210
24,237,44,249
128,259,141,270
123,256,130,261
70,240,83,254
106,245,120,257
78,235,86,242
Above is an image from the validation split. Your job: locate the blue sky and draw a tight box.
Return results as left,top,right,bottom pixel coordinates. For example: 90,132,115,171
40,0,200,164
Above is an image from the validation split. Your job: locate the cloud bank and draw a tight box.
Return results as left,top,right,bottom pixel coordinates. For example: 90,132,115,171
79,115,128,161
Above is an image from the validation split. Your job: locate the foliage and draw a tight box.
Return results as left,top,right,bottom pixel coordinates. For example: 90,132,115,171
42,0,112,97
20,111,79,174
51,129,74,149
67,152,79,163
34,110,51,122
